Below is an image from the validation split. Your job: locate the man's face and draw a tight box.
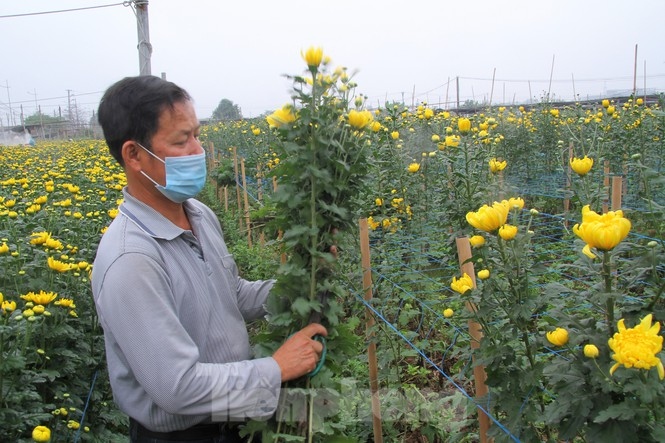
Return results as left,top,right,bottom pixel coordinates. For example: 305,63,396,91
140,100,202,187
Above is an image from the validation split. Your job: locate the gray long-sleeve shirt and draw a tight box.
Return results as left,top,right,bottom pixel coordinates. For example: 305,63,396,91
91,188,280,432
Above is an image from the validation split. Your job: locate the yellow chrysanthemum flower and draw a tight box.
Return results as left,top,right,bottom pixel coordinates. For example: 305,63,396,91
468,235,485,248
32,425,51,442
499,224,518,240
584,344,599,358
477,269,490,280
608,314,664,380
266,105,296,129
367,216,381,231
20,290,58,306
546,328,569,347
47,256,75,273
347,110,373,130
0,242,9,254
570,156,594,176
407,163,420,173
489,158,507,173
444,135,460,148
45,238,64,250
370,121,381,132
458,117,471,135
507,197,525,211
443,308,454,318
30,231,51,245
2,300,17,313
573,205,631,258
54,298,76,309
466,200,510,233
451,273,474,294
301,46,323,70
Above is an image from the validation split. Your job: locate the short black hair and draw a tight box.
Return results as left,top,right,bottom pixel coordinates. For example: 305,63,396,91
97,76,192,166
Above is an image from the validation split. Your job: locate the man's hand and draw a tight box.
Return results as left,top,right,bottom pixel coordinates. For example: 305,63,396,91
273,323,327,382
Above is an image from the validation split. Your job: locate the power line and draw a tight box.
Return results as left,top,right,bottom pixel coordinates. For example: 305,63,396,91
0,2,129,19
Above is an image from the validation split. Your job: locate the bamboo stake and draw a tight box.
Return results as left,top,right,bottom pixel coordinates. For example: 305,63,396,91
547,54,555,100
611,176,622,211
563,142,573,225
456,237,491,443
240,158,252,248
232,147,242,227
445,77,450,110
359,218,383,443
633,44,638,96
208,141,216,168
489,68,496,108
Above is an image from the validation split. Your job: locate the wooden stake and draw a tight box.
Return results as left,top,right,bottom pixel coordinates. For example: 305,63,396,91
489,68,496,108
633,44,638,96
232,147,242,226
547,54,555,100
456,237,491,443
611,176,622,210
563,142,573,225
359,218,383,443
240,158,252,248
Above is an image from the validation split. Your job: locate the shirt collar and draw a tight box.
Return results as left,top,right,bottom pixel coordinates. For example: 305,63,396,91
118,187,202,240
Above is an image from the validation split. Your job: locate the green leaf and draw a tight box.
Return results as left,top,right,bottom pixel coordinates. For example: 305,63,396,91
291,298,319,317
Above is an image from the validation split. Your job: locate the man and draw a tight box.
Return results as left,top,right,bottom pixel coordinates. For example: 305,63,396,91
92,75,326,443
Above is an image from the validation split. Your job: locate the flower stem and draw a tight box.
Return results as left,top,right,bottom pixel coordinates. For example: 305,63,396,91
603,250,615,335
309,71,319,305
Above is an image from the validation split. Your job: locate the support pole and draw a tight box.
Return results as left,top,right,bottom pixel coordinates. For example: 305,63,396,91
135,1,152,76
632,44,638,96
456,237,491,443
240,158,252,248
563,142,573,224
232,147,242,224
611,176,622,211
359,218,383,443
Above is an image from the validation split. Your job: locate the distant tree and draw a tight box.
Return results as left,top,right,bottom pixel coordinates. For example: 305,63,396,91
212,99,242,121
24,111,64,126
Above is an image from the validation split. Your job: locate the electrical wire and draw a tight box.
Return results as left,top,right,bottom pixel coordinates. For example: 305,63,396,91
0,2,129,19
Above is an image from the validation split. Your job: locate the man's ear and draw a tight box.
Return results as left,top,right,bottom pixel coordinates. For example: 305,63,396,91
121,141,142,172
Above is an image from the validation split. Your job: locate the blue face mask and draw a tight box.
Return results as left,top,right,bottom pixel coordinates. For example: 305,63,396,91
137,143,207,203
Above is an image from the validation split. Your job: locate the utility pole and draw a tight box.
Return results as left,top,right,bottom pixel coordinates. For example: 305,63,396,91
3,80,14,126
135,1,152,75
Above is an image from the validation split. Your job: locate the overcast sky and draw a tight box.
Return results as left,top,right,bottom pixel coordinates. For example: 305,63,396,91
1,0,664,124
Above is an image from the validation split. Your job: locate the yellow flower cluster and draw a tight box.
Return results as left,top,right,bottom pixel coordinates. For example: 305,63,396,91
347,109,373,130
407,163,420,173
47,256,77,273
466,200,510,232
450,273,474,294
20,290,58,306
266,105,297,129
573,205,631,258
546,327,569,347
489,158,507,173
569,156,594,176
608,314,664,380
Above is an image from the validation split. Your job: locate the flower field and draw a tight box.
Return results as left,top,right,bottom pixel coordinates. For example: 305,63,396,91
1,54,664,441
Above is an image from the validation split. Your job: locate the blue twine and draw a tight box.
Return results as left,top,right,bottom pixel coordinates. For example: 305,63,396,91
356,293,521,442
73,369,98,443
